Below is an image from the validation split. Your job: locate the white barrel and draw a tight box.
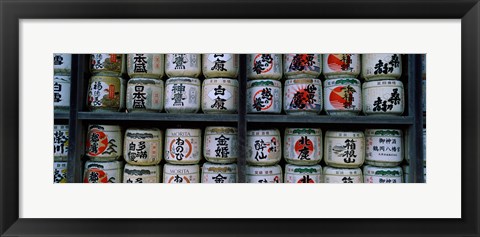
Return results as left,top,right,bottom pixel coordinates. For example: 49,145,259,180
86,125,123,161
324,131,365,168
284,128,322,165
123,164,161,183
124,128,162,165
362,80,404,116
365,129,403,167
165,128,202,164
363,165,403,183
53,161,68,183
165,54,201,78
126,78,164,113
245,164,282,183
164,77,201,113
53,53,72,76
163,164,200,183
201,78,238,114
246,129,282,166
323,166,363,183
90,54,124,76
283,78,322,115
53,125,69,161
83,160,123,183
322,54,361,79
283,54,322,79
202,54,239,78
323,78,362,116
203,126,238,164
246,80,282,114
201,162,237,183
285,164,322,183
246,54,283,80
362,54,402,80
54,75,71,111
87,75,126,112
403,165,426,183
127,54,165,79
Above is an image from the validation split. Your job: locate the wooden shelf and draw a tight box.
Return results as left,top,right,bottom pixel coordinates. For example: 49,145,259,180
246,114,414,124
78,112,238,122
54,111,69,120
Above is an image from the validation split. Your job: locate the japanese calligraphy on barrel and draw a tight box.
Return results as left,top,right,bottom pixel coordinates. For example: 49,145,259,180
202,54,239,78
163,164,200,183
362,80,404,116
54,125,69,161
246,80,282,114
323,78,361,116
53,162,68,183
322,54,361,79
363,165,403,183
164,77,201,113
126,78,164,113
53,75,71,111
87,76,126,112
284,128,322,165
285,164,322,183
86,125,123,161
283,54,322,79
201,78,238,114
83,160,123,183
246,129,282,166
362,54,402,81
245,164,283,183
365,129,403,167
90,54,124,76
203,126,238,164
284,78,322,115
165,128,201,164
165,54,201,78
246,54,283,80
201,162,237,183
53,53,72,76
123,128,162,166
324,131,365,168
127,54,165,79
323,166,363,183
123,164,161,183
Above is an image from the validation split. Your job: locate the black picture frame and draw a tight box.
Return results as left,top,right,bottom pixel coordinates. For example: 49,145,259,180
1,0,478,236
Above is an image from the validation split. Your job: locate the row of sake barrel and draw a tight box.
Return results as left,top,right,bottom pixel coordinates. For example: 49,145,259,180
54,161,418,183
86,76,404,116
84,53,407,80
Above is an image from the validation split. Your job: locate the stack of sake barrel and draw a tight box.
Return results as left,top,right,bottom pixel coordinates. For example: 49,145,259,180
83,54,125,183
53,53,72,183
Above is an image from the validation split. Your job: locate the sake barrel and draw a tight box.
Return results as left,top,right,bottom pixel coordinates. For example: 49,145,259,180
283,54,322,79
202,54,239,78
201,162,237,183
201,78,238,114
245,164,282,183
127,53,165,79
203,126,238,164
246,54,283,80
365,129,403,167
284,128,322,165
86,125,123,161
163,164,200,183
363,165,403,183
53,161,68,183
164,128,202,164
283,78,322,115
87,75,126,112
53,53,72,76
362,54,402,80
324,131,365,168
246,129,282,166
126,78,164,113
246,80,282,114
53,124,69,161
323,166,363,183
90,54,124,76
362,80,404,116
83,160,123,183
285,164,322,183
165,54,201,78
164,77,201,113
322,54,361,79
323,78,362,116
123,164,161,183
124,128,162,165
53,75,71,111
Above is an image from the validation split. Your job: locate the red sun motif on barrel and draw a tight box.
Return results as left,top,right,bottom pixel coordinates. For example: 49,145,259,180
253,54,273,73
86,129,109,156
297,176,315,183
294,137,314,156
83,168,108,183
329,85,356,109
327,54,352,72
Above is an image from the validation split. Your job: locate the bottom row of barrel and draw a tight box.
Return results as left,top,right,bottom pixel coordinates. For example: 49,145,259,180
54,161,426,183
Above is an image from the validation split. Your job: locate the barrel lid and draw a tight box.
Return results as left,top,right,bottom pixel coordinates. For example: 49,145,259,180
285,78,322,85
325,130,364,138
202,162,237,174
362,80,404,88
124,164,160,175
247,129,280,136
323,166,362,176
125,128,162,137
203,78,239,86
363,165,403,177
128,77,163,85
365,129,402,137
164,163,200,173
166,77,201,85
205,126,237,135
166,128,201,137
88,124,122,132
324,78,360,85
285,164,322,174
247,79,282,88
85,160,123,170
285,128,321,135
245,164,282,175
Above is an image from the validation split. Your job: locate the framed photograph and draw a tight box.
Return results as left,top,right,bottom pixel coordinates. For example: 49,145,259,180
1,0,478,236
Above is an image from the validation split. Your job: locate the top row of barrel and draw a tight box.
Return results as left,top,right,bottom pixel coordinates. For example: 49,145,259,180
87,54,404,81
